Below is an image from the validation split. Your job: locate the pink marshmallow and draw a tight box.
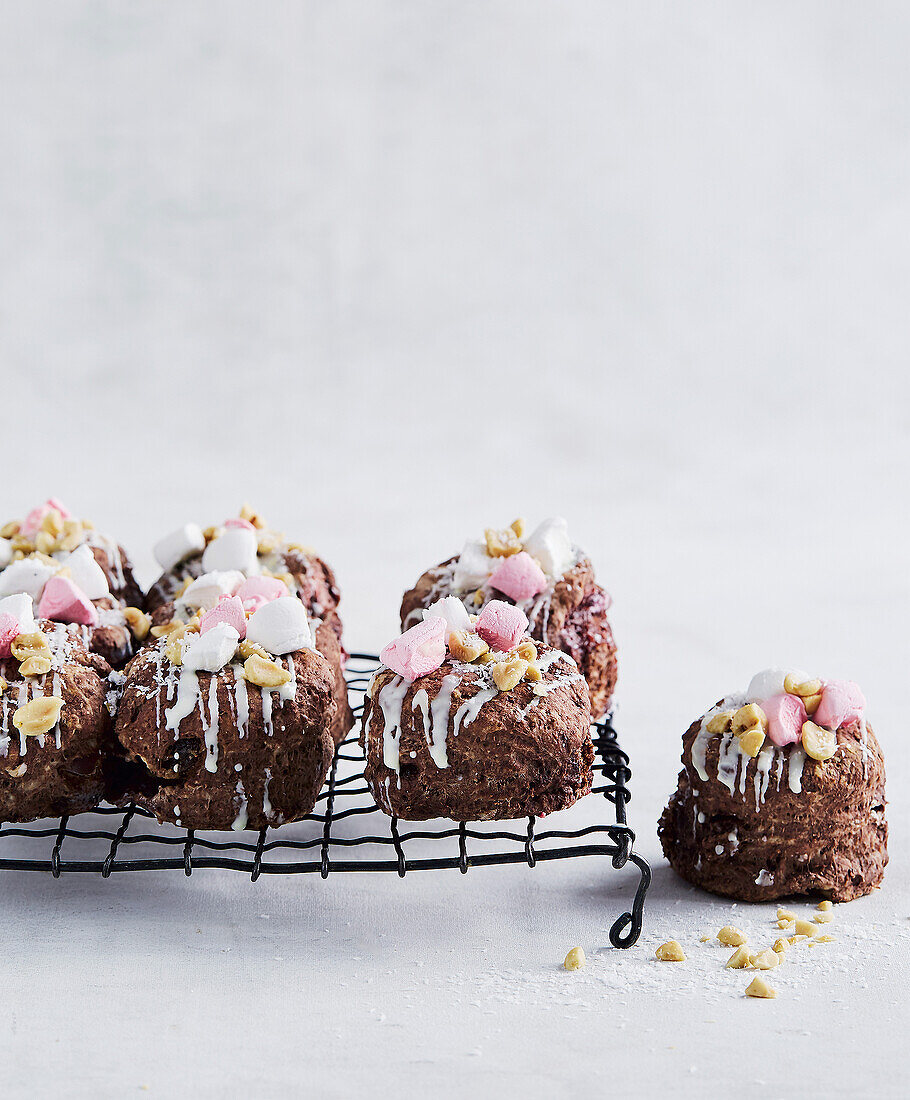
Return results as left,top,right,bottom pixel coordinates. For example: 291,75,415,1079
38,575,98,627
0,612,20,657
762,692,807,747
815,679,866,731
235,576,288,609
21,497,72,537
488,551,547,602
380,617,447,682
475,600,530,652
200,595,247,639
224,517,256,531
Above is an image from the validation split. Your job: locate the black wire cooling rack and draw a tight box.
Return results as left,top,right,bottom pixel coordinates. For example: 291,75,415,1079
0,653,651,948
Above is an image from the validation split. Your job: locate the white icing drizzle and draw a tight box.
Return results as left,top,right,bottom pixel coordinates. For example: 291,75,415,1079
788,747,806,793
452,688,498,739
234,673,249,738
202,675,220,773
262,767,274,820
752,745,777,812
165,667,201,734
411,673,459,769
278,655,297,704
232,780,248,830
262,687,274,738
377,675,409,770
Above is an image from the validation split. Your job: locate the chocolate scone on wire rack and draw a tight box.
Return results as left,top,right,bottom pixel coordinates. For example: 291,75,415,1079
362,599,594,821
400,517,617,718
659,668,887,903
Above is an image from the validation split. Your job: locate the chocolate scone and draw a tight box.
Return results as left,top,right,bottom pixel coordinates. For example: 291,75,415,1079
146,507,351,744
658,668,887,903
0,498,146,669
113,596,337,830
400,517,617,717
362,600,594,821
0,612,113,821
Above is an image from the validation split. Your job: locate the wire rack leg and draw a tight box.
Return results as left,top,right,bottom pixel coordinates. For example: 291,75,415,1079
608,853,651,949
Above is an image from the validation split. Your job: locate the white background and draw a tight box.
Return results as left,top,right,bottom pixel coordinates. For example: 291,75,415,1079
1,3,908,1097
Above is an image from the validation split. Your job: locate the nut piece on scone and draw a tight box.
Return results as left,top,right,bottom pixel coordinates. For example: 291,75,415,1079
0,622,113,821
111,610,339,831
658,668,887,903
0,498,145,670
399,517,618,718
361,609,594,821
144,507,352,746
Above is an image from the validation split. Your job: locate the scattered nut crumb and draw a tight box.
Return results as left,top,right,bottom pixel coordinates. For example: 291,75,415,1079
563,946,586,971
813,911,833,924
745,976,777,999
815,935,836,944
777,908,797,922
717,926,747,947
749,949,781,971
655,941,686,962
793,919,816,938
817,900,833,912
725,945,751,969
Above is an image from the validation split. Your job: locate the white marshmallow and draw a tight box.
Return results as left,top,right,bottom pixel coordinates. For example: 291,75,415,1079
178,570,245,612
423,595,472,637
246,596,314,655
746,667,811,704
154,524,205,572
62,544,110,601
523,516,576,579
0,539,11,569
202,527,259,575
0,558,56,601
452,539,494,592
181,623,240,672
0,593,37,633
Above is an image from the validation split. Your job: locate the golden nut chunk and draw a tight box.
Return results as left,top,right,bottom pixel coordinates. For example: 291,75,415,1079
655,941,686,962
12,632,51,662
817,900,833,912
164,634,185,666
243,654,292,689
772,938,790,956
34,531,57,555
738,726,766,758
239,503,267,529
793,919,817,938
237,639,269,661
705,710,735,735
13,695,64,737
788,934,810,946
563,946,586,971
19,655,52,677
745,976,777,999
750,949,781,971
525,663,542,683
257,534,279,556
725,945,751,969
776,919,794,930
816,935,836,944
492,658,529,692
40,509,64,537
123,607,151,641
510,517,527,540
801,721,837,761
777,907,797,922
813,911,834,924
516,639,537,663
10,535,35,554
802,692,823,715
0,520,20,538
151,620,182,639
448,630,490,664
484,526,522,558
0,678,6,694
784,675,823,698
717,926,747,947
732,703,768,735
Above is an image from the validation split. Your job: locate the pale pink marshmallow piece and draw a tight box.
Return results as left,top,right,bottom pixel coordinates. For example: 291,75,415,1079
814,679,866,731
380,617,448,682
235,576,288,609
488,551,547,602
0,612,20,657
224,517,256,531
38,576,99,627
762,692,807,747
475,600,530,652
200,595,247,639
21,497,72,537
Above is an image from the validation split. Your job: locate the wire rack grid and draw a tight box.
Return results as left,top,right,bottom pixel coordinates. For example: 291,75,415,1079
0,653,651,948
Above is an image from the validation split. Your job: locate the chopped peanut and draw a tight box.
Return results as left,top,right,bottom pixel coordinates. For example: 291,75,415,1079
777,919,795,930
802,721,837,761
817,900,833,912
738,726,765,758
793,919,816,938
238,639,269,661
123,607,151,641
525,663,542,682
243,654,292,689
784,675,823,698
239,503,267,529
749,949,780,971
788,935,810,946
655,941,686,962
19,656,52,677
151,620,182,639
472,589,485,607
563,946,586,971
13,696,64,737
492,658,529,692
717,926,747,947
732,704,768,734
777,907,797,922
725,945,751,969
816,935,836,944
257,534,280,556
448,630,490,664
705,710,735,735
484,526,522,558
516,639,537,663
510,518,526,540
12,632,51,663
813,911,834,924
34,531,57,555
745,976,776,999
802,692,822,715
0,520,20,538
772,938,789,956
164,633,185,666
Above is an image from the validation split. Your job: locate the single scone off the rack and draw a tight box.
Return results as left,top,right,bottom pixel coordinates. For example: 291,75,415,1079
361,599,594,821
658,668,887,902
400,517,617,718
111,594,338,831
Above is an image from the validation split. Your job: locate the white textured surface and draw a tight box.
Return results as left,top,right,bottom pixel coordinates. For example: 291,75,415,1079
0,3,908,1096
